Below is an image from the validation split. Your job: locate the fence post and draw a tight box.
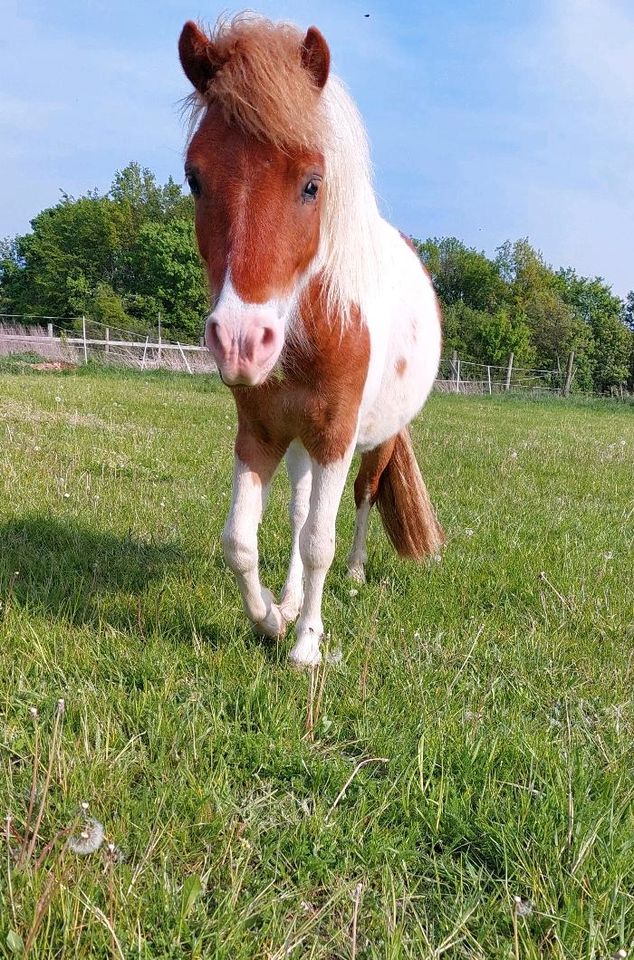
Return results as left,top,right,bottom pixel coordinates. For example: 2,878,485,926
505,352,514,391
200,336,205,348
562,350,575,397
141,335,150,370
82,316,88,365
455,357,461,394
487,365,492,395
157,312,162,364
47,323,53,339
177,342,193,375
105,327,110,357
450,349,458,387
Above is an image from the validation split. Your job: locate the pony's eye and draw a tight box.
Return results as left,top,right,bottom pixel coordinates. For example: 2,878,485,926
302,179,320,201
187,172,201,198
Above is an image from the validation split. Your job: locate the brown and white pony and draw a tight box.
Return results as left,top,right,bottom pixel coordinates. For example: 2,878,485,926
179,16,444,665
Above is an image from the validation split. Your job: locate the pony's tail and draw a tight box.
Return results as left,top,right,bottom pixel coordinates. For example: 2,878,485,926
376,429,445,559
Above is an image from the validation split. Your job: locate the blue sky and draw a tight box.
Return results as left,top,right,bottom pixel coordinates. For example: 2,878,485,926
2,0,632,296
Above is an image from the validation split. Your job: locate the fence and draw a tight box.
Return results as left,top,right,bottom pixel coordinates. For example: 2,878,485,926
434,350,574,396
1,316,578,395
0,316,217,375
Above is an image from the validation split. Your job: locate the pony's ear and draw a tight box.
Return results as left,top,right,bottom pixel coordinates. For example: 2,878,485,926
301,27,330,90
179,21,221,95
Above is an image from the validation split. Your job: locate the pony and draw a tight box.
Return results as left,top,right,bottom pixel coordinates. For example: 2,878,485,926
179,15,444,666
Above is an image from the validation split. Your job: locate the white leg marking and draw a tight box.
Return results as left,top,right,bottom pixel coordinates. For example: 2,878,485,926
280,440,312,624
223,457,285,638
289,447,355,667
347,495,371,583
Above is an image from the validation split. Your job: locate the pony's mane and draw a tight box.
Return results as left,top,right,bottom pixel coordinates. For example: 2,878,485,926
185,15,384,326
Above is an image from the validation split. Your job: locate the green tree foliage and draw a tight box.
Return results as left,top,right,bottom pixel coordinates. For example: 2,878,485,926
0,163,206,340
413,235,631,393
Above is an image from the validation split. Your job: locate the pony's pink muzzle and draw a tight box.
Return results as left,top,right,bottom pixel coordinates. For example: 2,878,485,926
205,313,282,387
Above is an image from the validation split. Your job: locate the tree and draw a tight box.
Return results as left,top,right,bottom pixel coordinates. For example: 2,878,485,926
414,237,506,312
623,291,634,332
131,219,208,339
556,269,631,392
0,164,204,340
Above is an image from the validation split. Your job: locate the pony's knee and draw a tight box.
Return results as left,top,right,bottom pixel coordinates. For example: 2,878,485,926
299,520,335,571
222,524,256,573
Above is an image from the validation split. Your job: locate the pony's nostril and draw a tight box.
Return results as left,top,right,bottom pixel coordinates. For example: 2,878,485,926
261,327,276,350
208,321,224,356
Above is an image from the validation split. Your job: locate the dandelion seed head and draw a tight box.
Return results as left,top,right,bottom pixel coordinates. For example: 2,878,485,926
81,801,89,812
57,698,65,713
69,818,104,856
29,707,38,719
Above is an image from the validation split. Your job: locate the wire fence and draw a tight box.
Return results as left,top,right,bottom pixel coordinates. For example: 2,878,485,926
0,315,581,395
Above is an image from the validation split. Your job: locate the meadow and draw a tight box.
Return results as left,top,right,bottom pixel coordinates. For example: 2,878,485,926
1,363,633,959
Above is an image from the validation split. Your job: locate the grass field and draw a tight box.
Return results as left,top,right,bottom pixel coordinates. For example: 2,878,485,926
1,364,633,959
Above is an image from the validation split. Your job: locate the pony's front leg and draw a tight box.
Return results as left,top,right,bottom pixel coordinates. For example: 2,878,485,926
223,455,285,638
289,446,355,667
279,440,312,624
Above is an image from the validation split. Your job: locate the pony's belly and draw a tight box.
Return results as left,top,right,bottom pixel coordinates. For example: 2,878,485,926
356,357,435,452
357,297,441,453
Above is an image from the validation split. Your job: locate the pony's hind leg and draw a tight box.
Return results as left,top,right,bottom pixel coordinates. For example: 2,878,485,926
280,440,312,623
347,438,397,582
223,450,286,638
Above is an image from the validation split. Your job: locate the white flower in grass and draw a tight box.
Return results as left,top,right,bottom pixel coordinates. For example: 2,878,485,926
327,648,343,665
348,588,358,598
612,951,627,960
69,818,104,855
604,552,614,561
464,528,474,537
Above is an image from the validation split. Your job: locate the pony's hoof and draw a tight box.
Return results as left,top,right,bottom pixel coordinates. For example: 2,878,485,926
254,602,287,639
288,631,322,668
347,564,366,584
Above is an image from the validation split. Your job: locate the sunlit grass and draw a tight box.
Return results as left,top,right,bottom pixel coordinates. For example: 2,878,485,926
1,365,633,958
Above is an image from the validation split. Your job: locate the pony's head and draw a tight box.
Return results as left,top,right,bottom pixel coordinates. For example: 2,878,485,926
180,17,332,386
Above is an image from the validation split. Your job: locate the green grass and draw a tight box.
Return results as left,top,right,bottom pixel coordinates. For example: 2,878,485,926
1,365,633,959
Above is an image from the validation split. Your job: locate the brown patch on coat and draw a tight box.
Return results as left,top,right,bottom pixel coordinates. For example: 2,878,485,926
395,356,407,376
232,278,369,469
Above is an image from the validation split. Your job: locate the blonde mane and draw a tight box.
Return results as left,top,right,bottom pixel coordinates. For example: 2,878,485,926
184,16,384,326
